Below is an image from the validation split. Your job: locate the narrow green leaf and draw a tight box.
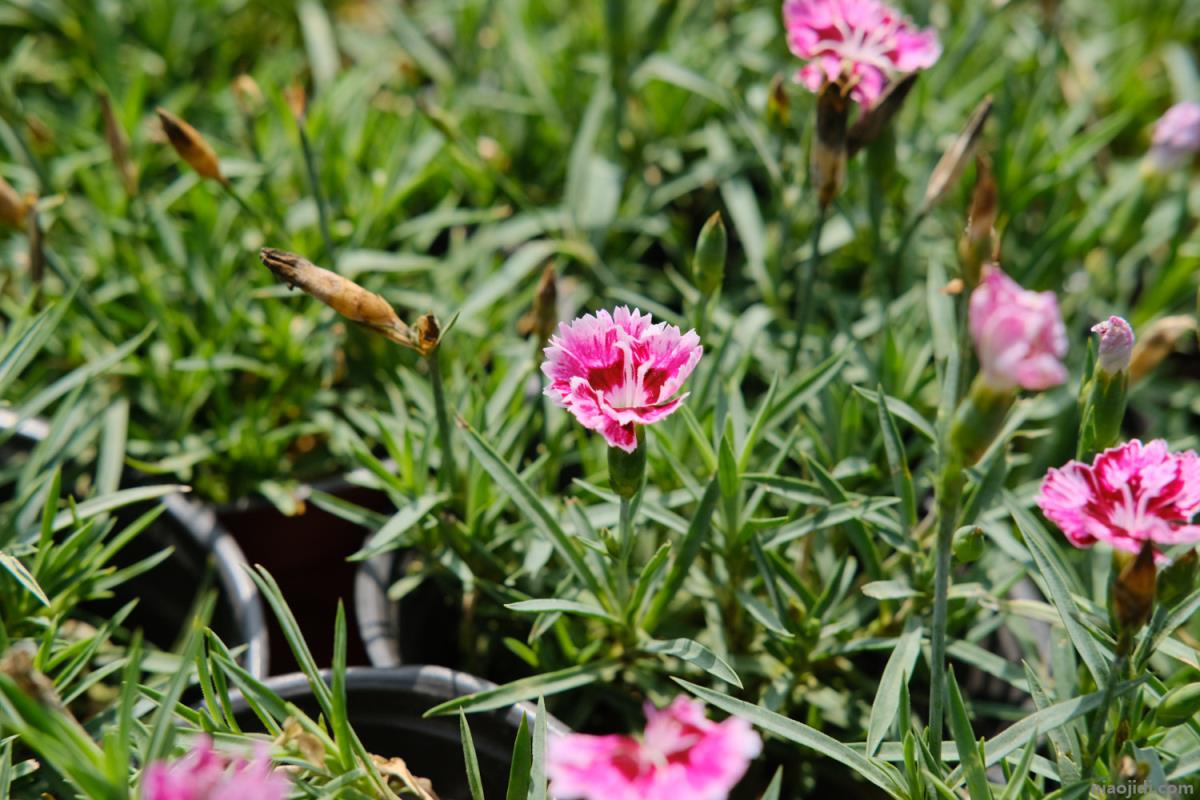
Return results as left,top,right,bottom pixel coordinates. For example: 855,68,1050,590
867,622,922,756
505,599,617,623
643,638,741,687
505,713,532,800
1006,495,1110,685
676,680,899,797
875,383,917,532
946,667,991,800
460,711,486,800
463,424,607,602
643,478,719,632
426,662,616,716
0,553,49,607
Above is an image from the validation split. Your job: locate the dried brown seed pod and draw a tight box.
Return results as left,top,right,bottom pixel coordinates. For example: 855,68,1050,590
259,247,420,350
156,107,225,184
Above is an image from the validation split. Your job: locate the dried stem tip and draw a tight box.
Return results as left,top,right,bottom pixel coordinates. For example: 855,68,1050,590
0,175,29,229
156,107,225,184
100,90,137,196
921,96,993,214
518,262,559,343
260,247,425,352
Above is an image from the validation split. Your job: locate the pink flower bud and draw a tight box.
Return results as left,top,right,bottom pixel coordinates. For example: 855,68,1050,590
1092,315,1134,374
1147,101,1200,172
967,266,1068,392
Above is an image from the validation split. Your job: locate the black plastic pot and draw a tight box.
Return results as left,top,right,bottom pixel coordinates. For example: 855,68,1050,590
355,550,461,668
0,412,269,677
216,466,395,673
229,666,566,799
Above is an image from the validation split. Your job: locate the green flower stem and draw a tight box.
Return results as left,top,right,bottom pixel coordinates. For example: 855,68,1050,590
1082,641,1130,778
788,205,827,370
927,457,964,764
617,495,635,606
428,348,457,492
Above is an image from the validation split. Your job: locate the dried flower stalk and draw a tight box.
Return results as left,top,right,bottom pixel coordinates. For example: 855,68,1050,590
921,96,993,214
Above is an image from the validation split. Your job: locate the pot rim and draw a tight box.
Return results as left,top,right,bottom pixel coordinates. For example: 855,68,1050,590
353,549,403,668
231,665,569,735
0,411,270,677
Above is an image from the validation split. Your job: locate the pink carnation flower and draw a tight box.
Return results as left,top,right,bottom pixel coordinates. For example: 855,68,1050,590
547,697,762,800
1038,440,1200,561
782,0,941,108
968,266,1068,392
542,307,702,453
1147,101,1200,172
142,737,288,800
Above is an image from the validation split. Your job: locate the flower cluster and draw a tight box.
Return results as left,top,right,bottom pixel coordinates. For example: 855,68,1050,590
542,307,703,453
782,0,941,108
142,736,288,800
1038,439,1200,561
547,697,761,800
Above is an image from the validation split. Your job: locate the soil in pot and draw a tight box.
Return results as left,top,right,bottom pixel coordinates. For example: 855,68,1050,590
229,666,562,799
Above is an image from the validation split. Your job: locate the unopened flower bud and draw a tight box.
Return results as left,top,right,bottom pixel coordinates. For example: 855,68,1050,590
260,247,421,351
812,79,849,210
232,74,265,116
921,96,992,214
1111,542,1156,641
692,211,727,297
285,84,308,123
1078,316,1133,458
953,526,985,563
608,427,647,499
1156,683,1200,728
0,175,29,229
1158,549,1198,608
847,74,918,157
957,154,997,289
950,378,1014,466
1130,315,1197,383
1093,316,1134,374
100,90,137,196
157,107,226,185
